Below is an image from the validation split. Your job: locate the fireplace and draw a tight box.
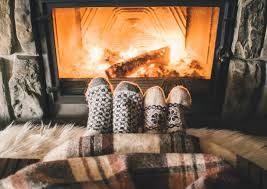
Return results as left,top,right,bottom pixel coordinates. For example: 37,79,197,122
53,6,219,79
37,0,237,119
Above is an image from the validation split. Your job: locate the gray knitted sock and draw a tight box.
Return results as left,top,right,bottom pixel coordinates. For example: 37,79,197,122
85,77,113,136
113,81,143,133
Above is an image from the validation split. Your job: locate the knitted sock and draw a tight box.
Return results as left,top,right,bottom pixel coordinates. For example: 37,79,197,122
144,86,167,133
166,86,192,133
113,81,143,133
84,77,113,136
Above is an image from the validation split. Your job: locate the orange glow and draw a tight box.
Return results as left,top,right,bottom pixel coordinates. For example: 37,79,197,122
52,7,220,79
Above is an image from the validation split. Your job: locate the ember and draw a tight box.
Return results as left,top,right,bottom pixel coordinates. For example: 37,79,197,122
52,6,219,79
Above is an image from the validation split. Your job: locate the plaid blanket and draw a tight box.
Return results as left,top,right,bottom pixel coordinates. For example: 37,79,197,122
0,153,242,189
0,132,244,189
43,133,200,161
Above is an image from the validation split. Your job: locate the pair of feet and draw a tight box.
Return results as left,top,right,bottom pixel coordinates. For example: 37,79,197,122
85,77,191,135
144,85,191,133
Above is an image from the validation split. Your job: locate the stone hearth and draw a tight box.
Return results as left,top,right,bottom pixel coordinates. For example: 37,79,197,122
0,0,266,126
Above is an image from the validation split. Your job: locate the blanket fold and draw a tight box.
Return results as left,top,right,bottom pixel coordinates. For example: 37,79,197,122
0,153,242,189
43,133,200,161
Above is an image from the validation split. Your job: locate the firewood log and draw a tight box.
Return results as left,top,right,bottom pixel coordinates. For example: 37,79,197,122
105,47,170,78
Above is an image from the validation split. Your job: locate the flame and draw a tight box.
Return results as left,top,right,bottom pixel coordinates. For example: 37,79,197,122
89,47,104,62
120,46,140,60
169,40,187,63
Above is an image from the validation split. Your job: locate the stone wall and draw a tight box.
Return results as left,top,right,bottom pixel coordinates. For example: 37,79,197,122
0,0,45,126
0,0,266,125
222,0,267,119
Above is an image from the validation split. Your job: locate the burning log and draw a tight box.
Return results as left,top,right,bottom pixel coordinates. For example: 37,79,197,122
128,64,180,77
105,47,170,78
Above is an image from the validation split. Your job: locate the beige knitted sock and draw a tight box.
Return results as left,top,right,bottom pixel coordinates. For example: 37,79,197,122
166,86,192,133
144,86,167,133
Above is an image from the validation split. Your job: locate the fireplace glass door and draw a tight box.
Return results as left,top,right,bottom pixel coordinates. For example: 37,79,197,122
52,6,220,79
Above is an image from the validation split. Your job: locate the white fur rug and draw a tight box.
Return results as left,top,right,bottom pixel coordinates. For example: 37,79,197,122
0,122,266,170
0,122,84,159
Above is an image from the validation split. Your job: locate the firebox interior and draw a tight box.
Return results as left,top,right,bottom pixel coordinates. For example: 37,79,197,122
52,6,219,79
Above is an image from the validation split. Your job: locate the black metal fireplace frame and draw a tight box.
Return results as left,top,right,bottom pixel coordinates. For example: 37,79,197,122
36,0,237,119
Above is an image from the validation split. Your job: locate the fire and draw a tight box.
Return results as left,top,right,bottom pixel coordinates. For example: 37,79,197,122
88,43,187,65
80,43,205,78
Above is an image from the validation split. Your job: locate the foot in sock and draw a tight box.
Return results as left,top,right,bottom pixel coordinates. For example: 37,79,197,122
113,81,143,133
84,77,113,136
144,86,167,133
166,86,192,133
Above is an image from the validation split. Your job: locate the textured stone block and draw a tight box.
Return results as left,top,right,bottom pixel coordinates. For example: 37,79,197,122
223,58,262,119
9,56,44,121
0,0,15,55
15,0,36,55
0,59,12,124
232,0,266,59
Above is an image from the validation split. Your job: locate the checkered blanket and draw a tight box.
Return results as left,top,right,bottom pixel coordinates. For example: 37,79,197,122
0,133,243,189
0,154,242,189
